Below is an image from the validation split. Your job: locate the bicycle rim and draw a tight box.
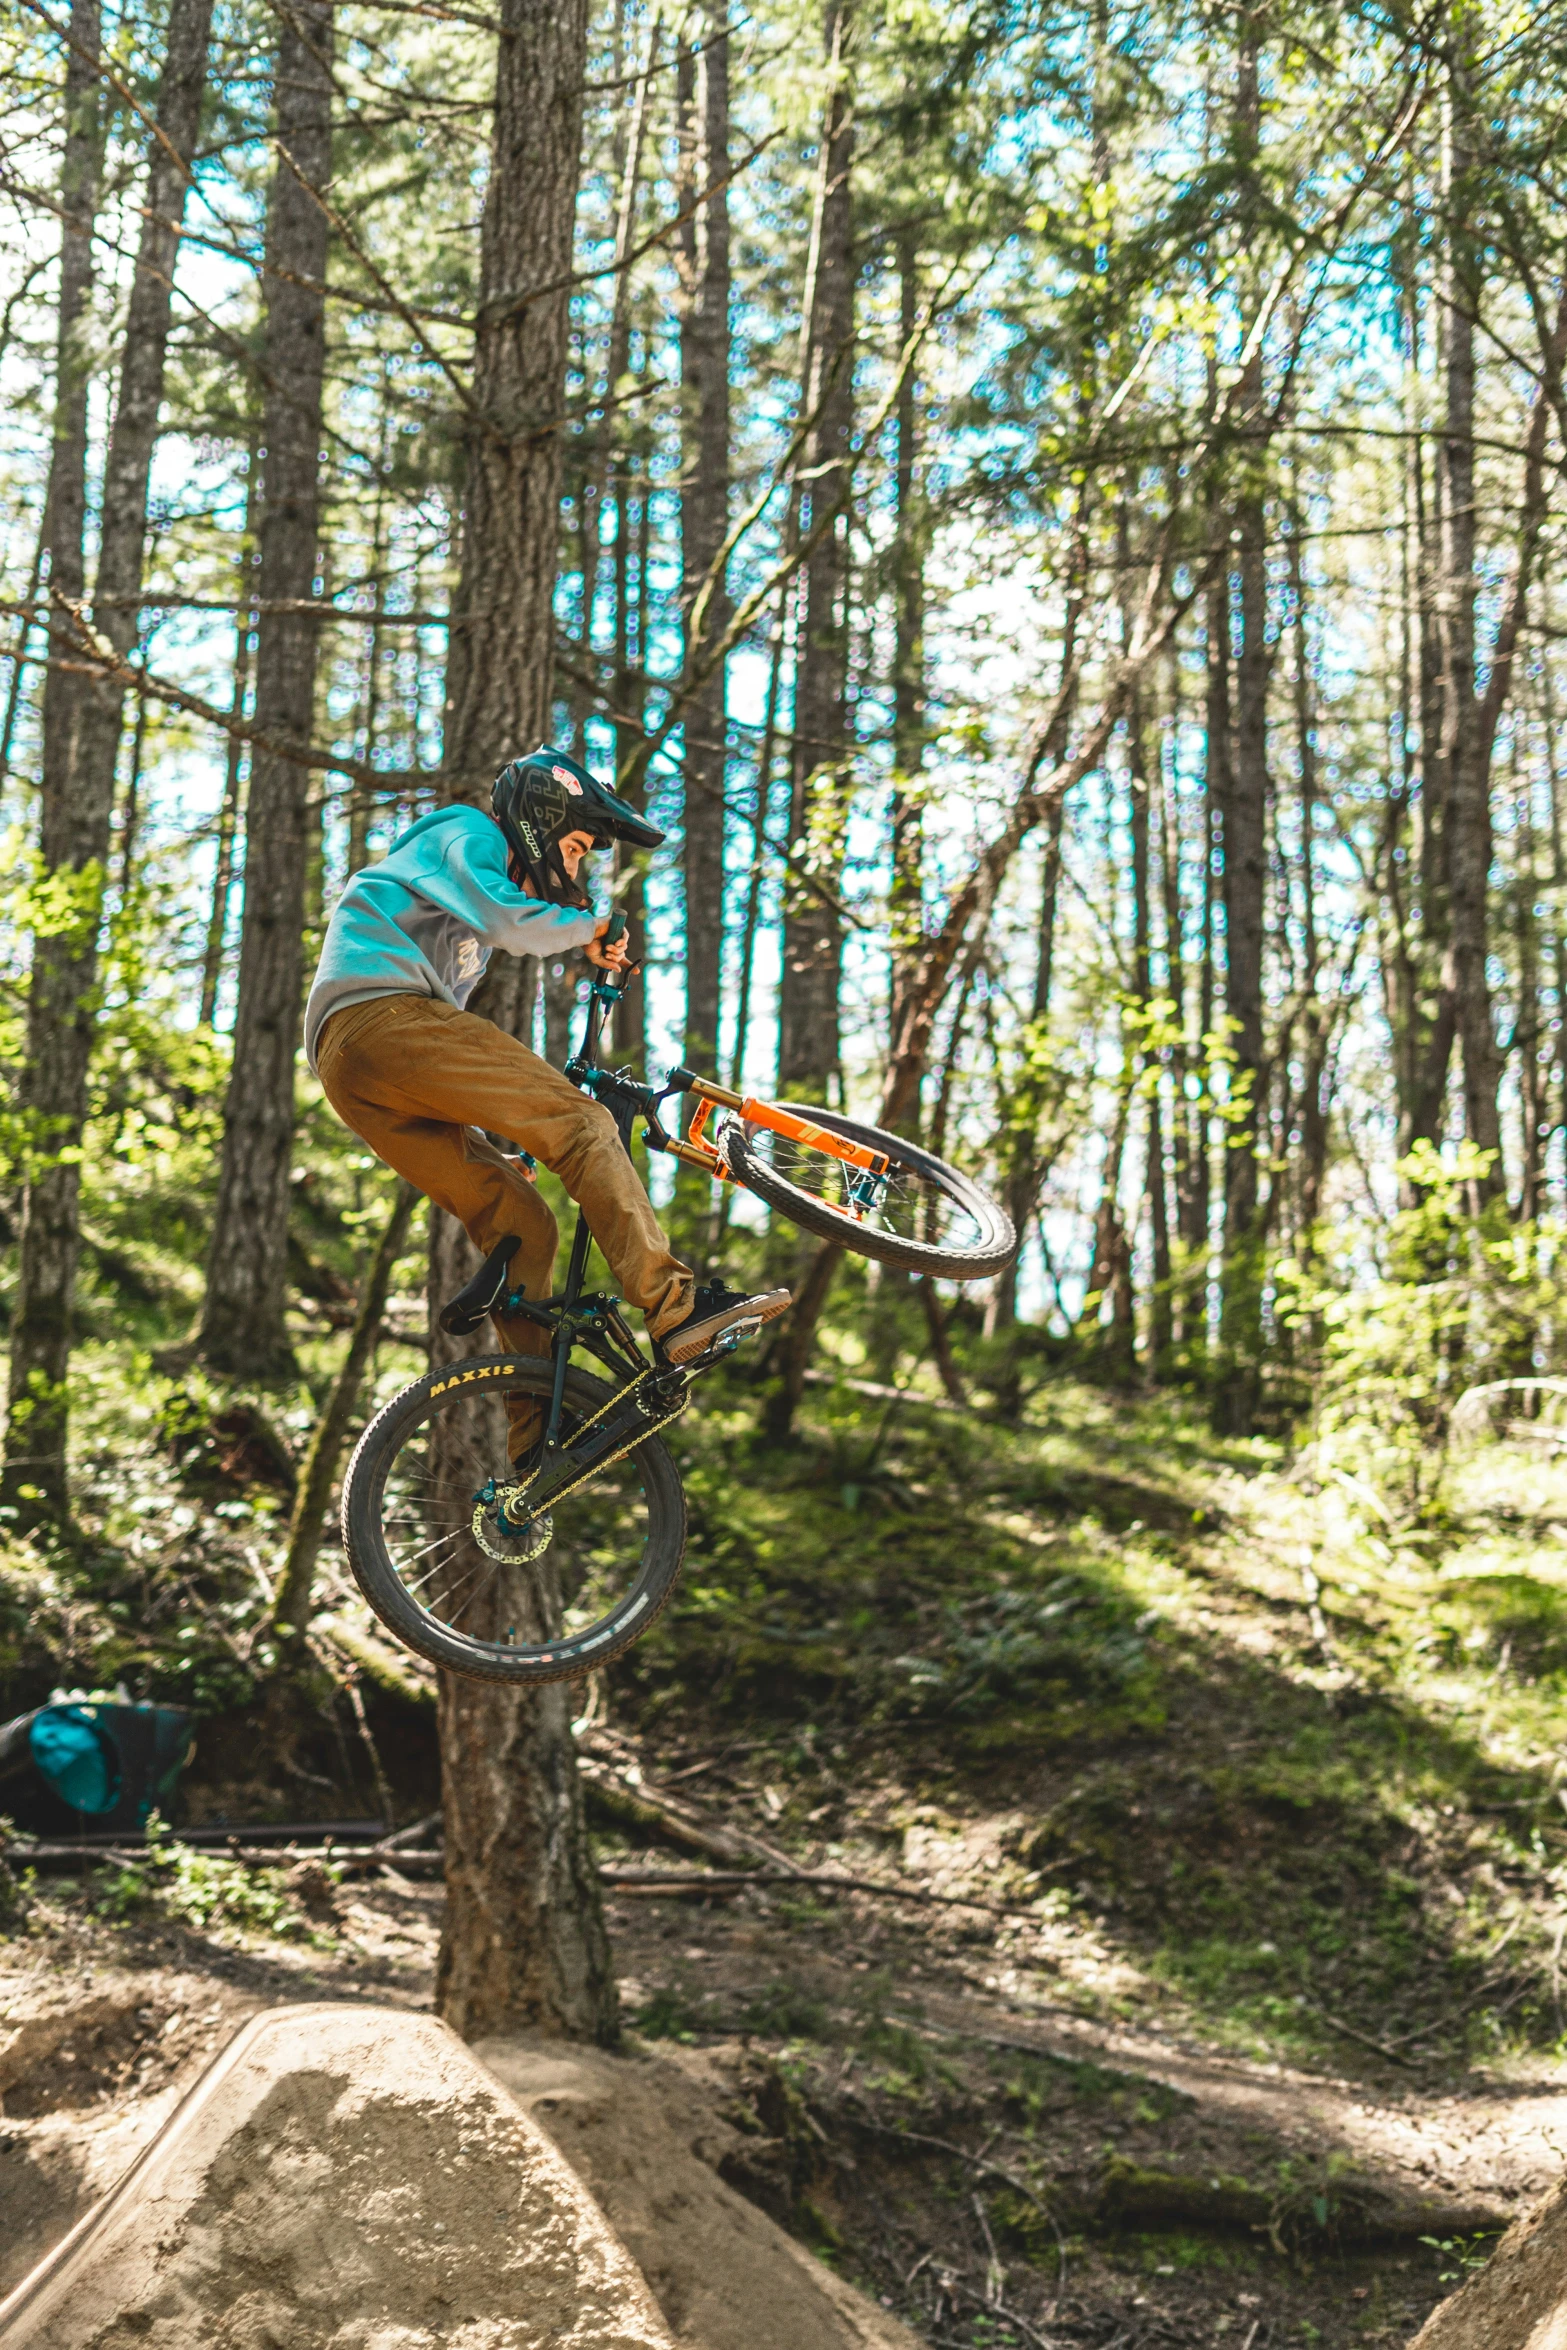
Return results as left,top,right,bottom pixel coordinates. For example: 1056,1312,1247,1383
346,1361,683,1682
737,1120,990,1256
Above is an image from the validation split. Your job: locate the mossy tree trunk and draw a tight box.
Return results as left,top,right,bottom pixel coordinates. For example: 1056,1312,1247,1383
2,0,104,1529
200,0,333,1377
430,0,617,2046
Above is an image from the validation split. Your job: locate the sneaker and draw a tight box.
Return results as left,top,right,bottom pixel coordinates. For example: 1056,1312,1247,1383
654,1281,791,1365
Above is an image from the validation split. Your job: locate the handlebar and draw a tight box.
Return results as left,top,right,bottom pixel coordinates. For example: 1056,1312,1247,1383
560,925,717,1171
571,907,636,1072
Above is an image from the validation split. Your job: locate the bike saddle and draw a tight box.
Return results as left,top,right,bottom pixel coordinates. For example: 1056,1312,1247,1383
438,1235,520,1336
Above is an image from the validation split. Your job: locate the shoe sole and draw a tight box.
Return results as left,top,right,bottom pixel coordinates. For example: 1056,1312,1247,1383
661,1289,791,1365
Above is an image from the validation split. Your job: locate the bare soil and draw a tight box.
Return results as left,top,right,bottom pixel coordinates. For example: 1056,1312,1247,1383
0,1838,1548,2350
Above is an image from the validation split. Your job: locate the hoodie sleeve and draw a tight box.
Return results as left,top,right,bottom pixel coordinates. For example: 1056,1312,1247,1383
422,809,600,956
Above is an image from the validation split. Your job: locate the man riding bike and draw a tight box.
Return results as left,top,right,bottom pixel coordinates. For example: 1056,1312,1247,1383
304,745,790,1455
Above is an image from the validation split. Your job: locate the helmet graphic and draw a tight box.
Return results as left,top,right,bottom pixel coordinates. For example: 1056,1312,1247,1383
491,745,664,906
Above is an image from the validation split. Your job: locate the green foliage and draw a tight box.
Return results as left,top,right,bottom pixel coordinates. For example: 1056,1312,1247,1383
0,1816,31,1935
887,1578,1154,1723
1419,2232,1499,2285
741,1977,832,2043
91,1816,338,1943
631,1985,705,2042
1280,1146,1567,1520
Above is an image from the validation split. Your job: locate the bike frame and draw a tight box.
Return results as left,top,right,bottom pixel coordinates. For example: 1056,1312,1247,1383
491,955,889,1460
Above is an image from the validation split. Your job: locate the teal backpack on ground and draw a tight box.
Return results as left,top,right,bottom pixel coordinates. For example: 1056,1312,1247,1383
0,1701,194,1831
29,1707,117,1812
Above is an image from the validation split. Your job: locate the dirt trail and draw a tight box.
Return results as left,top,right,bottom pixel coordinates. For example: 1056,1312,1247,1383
482,2035,920,2350
5,1861,1563,2347
905,1979,1567,2209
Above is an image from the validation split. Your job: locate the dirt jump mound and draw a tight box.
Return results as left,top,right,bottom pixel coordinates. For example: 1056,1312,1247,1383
1409,2170,1567,2350
0,2004,674,2350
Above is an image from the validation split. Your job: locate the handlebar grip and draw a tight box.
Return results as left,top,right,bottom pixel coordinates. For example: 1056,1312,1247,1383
604,908,628,948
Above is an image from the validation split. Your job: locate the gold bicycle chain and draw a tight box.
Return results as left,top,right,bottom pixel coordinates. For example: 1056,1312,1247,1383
472,1358,688,1523
518,1397,691,1517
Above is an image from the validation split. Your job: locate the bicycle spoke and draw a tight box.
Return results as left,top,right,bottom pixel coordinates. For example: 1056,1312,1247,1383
364,1373,661,1662
752,1131,980,1247
420,1550,498,1616
394,1523,469,1572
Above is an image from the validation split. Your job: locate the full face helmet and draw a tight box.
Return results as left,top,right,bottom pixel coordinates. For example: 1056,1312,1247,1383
491,745,664,907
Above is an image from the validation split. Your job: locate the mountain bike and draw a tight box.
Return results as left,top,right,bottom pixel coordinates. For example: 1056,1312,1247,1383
341,920,1015,1686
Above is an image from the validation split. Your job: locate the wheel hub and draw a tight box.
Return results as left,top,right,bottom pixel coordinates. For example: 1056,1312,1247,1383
472,1479,554,1563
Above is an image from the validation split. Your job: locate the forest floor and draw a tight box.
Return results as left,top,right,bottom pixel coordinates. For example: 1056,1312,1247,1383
7,1334,1567,2346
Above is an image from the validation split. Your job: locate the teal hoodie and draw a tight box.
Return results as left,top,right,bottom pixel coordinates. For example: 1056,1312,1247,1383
303,803,597,1070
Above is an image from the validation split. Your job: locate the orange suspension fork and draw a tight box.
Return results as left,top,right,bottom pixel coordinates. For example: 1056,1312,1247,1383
679,1076,891,1178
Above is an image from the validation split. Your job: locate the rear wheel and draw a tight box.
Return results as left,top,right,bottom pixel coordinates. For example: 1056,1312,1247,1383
342,1357,686,1685
720,1103,1015,1279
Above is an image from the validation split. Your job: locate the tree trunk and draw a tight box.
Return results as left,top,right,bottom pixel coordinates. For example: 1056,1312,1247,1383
1212,32,1268,1435
1289,538,1329,1247
427,1192,617,2042
760,0,856,1439
987,801,1064,1355
199,2,333,1375
21,0,214,1471
348,380,393,876
75,0,214,821
610,464,650,1068
1439,56,1503,1202
1403,222,1456,1159
1545,668,1567,1210
2,0,104,1527
679,1,731,1082
0,512,47,797
731,585,788,1095
1516,769,1543,1222
1214,478,1268,1432
201,441,258,1026
1159,639,1198,1353
1184,551,1228,1372
1130,670,1172,1375
777,0,854,1100
604,24,656,1068
1080,1089,1134,1384
441,0,587,802
889,226,925,1071
427,0,615,2046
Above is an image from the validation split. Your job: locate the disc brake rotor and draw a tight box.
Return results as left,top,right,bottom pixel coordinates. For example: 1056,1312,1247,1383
471,1481,555,1564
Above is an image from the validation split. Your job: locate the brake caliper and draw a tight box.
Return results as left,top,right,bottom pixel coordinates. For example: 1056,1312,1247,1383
848,1166,888,1217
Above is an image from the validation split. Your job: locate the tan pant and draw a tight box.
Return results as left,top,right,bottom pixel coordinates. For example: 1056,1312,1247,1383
317,994,694,1446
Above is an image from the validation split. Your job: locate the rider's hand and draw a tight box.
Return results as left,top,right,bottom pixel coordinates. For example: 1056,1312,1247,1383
585,920,630,972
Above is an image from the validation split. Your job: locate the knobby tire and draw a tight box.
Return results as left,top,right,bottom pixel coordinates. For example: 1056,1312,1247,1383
343,1357,687,1686
719,1102,1015,1279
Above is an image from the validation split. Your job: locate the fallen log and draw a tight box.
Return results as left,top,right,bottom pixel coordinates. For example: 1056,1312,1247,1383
1093,2153,1508,2248
315,1616,436,1707
575,1754,794,1871
4,1841,1051,1920
859,2129,1511,2252
7,1838,446,1877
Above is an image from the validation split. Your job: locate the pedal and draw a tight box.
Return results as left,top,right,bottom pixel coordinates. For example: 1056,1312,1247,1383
686,1316,762,1370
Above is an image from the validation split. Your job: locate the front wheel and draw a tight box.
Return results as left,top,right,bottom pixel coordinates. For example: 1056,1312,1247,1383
719,1104,1015,1280
342,1357,687,1686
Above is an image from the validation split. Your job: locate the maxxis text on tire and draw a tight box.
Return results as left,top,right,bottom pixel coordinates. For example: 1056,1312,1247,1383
341,1357,687,1686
